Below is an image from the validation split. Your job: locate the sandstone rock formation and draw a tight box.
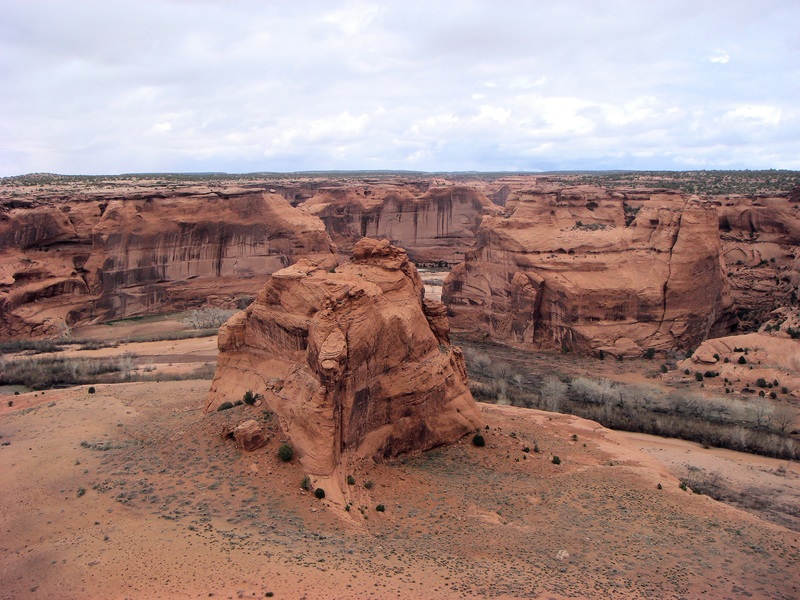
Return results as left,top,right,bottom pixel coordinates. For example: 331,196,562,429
205,238,482,495
443,186,738,355
0,187,336,337
300,184,500,265
718,195,800,329
221,419,269,452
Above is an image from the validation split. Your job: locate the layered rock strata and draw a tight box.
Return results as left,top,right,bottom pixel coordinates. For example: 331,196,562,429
300,185,500,264
205,238,482,491
0,189,335,337
443,186,738,355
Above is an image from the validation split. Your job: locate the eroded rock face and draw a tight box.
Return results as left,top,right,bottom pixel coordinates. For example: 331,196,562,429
300,185,500,264
83,190,335,321
0,188,336,337
718,196,800,329
205,238,481,482
443,186,738,355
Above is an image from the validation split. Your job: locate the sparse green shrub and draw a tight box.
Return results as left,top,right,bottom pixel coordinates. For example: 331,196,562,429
552,456,561,465
376,504,385,512
278,443,294,462
472,433,486,447
314,487,325,499
301,475,312,491
347,475,356,485
242,390,256,405
217,401,234,411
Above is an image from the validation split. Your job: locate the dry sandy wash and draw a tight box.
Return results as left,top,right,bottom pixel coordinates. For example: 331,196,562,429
2,379,799,599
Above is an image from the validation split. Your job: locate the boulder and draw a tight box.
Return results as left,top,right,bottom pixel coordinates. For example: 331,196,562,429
222,419,269,452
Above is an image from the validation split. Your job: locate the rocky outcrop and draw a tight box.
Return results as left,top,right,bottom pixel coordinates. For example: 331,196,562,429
205,238,481,494
718,196,800,329
443,186,738,355
300,185,500,265
83,190,335,321
0,188,336,337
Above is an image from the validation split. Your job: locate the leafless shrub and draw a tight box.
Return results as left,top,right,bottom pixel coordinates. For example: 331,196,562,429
540,377,567,412
182,308,236,330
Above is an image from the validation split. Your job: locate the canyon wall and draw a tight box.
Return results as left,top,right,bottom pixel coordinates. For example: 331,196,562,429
300,184,500,264
0,188,335,337
443,186,739,355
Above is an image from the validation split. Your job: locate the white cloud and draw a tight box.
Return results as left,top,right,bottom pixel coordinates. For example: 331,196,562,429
710,49,730,64
0,0,799,174
724,105,782,125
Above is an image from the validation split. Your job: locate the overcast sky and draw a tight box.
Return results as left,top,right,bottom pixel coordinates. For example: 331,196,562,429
1,0,798,176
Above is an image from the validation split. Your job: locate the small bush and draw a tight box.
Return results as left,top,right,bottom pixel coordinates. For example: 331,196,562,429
217,401,234,412
278,443,294,462
472,434,486,447
88,386,96,394
376,504,385,512
347,475,356,485
314,487,325,499
552,456,561,465
242,390,256,405
301,475,312,491
364,480,374,490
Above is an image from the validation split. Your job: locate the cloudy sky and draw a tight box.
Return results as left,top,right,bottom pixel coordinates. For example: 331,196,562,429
1,0,798,175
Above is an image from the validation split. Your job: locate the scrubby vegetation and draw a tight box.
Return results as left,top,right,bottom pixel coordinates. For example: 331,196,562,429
278,443,294,462
461,339,800,460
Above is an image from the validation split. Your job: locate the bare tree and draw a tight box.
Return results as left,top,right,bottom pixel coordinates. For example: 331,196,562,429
750,397,773,429
771,405,798,435
540,377,567,413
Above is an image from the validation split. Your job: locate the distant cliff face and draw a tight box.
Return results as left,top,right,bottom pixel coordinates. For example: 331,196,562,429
443,186,739,355
0,188,335,337
301,185,500,264
717,195,800,329
206,238,481,495
83,190,335,320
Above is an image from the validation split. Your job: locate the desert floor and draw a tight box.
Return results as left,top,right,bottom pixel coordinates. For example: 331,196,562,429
2,370,799,599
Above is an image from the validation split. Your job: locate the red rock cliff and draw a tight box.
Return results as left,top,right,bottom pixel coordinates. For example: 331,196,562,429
443,187,738,355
